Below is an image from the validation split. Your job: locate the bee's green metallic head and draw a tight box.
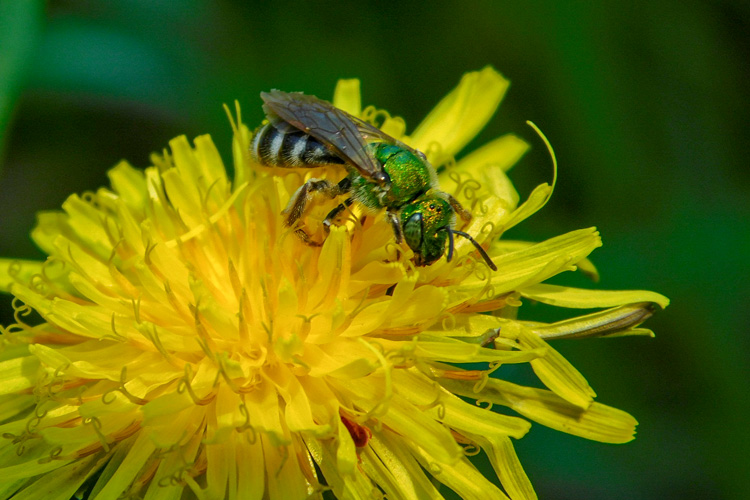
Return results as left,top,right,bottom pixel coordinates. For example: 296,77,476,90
401,196,454,266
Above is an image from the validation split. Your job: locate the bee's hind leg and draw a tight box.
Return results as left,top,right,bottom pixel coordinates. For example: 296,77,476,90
283,176,352,228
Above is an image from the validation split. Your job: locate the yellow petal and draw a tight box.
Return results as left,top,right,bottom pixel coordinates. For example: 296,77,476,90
429,313,503,341
0,393,34,422
232,121,254,188
367,433,443,499
7,454,99,500
408,66,510,167
440,133,529,210
240,379,289,446
392,369,531,439
30,212,68,255
455,133,529,174
456,228,602,299
144,431,201,499
515,326,595,408
266,365,330,436
471,434,537,500
404,337,541,365
443,378,638,444
521,283,670,309
304,435,375,499
333,78,361,116
493,240,599,281
380,285,447,330
204,440,230,500
499,182,553,232
335,416,358,476
0,259,43,293
92,432,157,499
0,355,39,396
377,394,463,465
107,161,147,214
409,442,510,500
61,195,113,259
234,434,265,500
261,437,309,500
146,405,204,450
0,457,74,483
193,134,230,198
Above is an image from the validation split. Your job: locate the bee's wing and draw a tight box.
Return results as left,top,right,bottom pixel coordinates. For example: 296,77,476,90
348,114,428,161
261,90,389,184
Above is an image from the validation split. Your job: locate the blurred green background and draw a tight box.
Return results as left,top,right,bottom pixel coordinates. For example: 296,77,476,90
1,1,747,499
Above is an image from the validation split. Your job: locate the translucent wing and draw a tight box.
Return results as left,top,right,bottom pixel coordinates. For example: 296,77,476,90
347,112,428,161
261,90,393,184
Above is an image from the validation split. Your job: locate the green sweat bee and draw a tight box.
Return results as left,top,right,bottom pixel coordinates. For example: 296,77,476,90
250,90,496,270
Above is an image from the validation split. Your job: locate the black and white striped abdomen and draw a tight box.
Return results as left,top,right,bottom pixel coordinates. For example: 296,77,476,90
250,123,346,168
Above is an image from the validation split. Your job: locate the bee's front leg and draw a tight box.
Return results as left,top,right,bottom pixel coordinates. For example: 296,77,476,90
445,194,472,223
386,210,404,244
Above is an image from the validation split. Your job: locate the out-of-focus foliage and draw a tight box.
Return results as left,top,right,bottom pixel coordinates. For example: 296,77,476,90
1,1,747,499
0,0,44,165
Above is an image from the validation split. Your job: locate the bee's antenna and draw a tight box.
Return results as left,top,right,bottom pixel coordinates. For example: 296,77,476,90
452,230,498,271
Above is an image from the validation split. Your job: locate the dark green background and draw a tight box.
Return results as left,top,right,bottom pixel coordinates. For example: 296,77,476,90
1,1,747,499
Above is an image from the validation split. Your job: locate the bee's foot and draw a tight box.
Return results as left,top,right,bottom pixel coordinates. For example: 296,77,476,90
294,228,324,247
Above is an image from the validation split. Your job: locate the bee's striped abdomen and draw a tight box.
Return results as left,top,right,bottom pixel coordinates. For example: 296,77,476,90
251,123,346,168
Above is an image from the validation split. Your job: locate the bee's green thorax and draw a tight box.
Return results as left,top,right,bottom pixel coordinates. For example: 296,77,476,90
351,143,434,211
401,196,453,266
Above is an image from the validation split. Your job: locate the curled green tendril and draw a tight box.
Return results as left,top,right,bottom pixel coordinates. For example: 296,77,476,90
29,274,48,295
26,406,47,433
274,445,290,478
462,442,481,456
201,177,224,216
143,239,158,266
158,463,192,487
480,220,496,239
462,179,482,202
41,257,66,281
11,297,33,327
475,399,493,411
37,445,63,463
358,339,393,420
440,312,456,331
382,240,402,264
84,416,111,452
361,106,394,129
422,141,443,164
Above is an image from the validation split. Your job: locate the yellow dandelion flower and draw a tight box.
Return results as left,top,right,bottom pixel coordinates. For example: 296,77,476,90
0,67,668,500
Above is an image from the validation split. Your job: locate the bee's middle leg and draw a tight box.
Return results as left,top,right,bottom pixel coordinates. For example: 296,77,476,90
322,198,355,232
